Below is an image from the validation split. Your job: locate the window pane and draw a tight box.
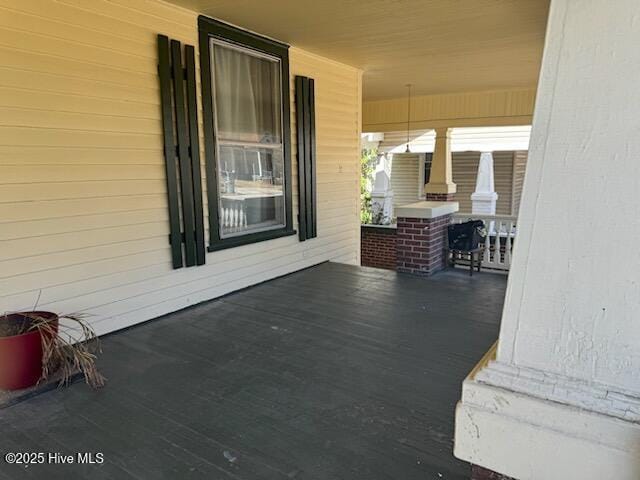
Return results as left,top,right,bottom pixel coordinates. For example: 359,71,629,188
217,145,285,238
212,40,282,144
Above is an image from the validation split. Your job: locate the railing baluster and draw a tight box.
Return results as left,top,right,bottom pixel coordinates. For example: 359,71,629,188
452,212,517,272
493,220,504,265
483,227,491,264
505,220,513,267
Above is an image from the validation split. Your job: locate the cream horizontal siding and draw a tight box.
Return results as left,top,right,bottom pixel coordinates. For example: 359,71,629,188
511,150,528,216
0,0,362,336
451,151,514,215
488,151,514,216
389,153,422,212
451,152,476,214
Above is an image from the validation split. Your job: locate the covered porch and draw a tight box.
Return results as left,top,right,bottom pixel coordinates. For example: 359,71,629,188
5,0,640,478
0,262,506,479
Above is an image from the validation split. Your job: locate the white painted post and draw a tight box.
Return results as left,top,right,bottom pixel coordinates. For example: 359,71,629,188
455,1,640,478
370,153,394,224
471,152,498,216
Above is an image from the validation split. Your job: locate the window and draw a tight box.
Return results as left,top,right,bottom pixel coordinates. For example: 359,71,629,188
198,17,294,251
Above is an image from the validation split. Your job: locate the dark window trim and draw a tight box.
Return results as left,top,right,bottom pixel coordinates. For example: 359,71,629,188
198,16,295,252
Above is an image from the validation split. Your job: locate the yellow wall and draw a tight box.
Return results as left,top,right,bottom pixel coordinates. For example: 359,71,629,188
389,153,424,212
363,88,536,132
0,0,362,335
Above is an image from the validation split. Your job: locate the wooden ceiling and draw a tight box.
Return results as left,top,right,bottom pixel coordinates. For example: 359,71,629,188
166,0,550,101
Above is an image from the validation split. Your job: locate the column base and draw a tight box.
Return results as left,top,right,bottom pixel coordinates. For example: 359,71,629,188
455,362,640,480
425,192,455,202
471,192,498,216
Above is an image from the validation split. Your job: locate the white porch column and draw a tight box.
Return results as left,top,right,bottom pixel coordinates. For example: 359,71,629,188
370,154,394,224
455,1,640,479
424,127,456,201
471,152,498,215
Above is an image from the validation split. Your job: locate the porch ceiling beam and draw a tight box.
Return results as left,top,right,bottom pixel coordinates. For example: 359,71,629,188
363,88,537,133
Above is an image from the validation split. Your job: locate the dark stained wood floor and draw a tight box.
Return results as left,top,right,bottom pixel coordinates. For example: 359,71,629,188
0,262,507,480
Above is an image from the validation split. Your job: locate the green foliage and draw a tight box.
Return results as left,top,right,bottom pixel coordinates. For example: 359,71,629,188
360,148,378,224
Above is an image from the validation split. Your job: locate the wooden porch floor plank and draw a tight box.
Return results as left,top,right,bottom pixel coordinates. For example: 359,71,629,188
0,262,506,479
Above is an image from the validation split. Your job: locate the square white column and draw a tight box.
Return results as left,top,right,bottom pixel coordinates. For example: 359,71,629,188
455,1,640,478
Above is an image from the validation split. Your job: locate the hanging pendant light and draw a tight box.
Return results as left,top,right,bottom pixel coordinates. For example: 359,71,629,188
405,83,412,153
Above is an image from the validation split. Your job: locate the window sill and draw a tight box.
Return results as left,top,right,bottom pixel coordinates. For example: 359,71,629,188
207,228,297,252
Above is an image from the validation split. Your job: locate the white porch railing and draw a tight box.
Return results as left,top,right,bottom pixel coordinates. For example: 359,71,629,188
451,213,517,271
221,199,248,232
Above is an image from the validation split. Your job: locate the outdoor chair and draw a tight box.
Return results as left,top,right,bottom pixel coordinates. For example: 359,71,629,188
447,220,487,276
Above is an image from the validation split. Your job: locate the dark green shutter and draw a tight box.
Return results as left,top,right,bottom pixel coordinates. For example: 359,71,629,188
157,34,206,268
295,75,317,241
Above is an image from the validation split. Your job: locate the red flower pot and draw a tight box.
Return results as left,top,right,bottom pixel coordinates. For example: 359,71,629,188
0,312,59,391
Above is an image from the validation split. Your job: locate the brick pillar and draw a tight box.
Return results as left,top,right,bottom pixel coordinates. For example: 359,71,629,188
471,465,515,480
360,225,397,270
395,201,458,276
425,192,455,202
396,213,453,276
